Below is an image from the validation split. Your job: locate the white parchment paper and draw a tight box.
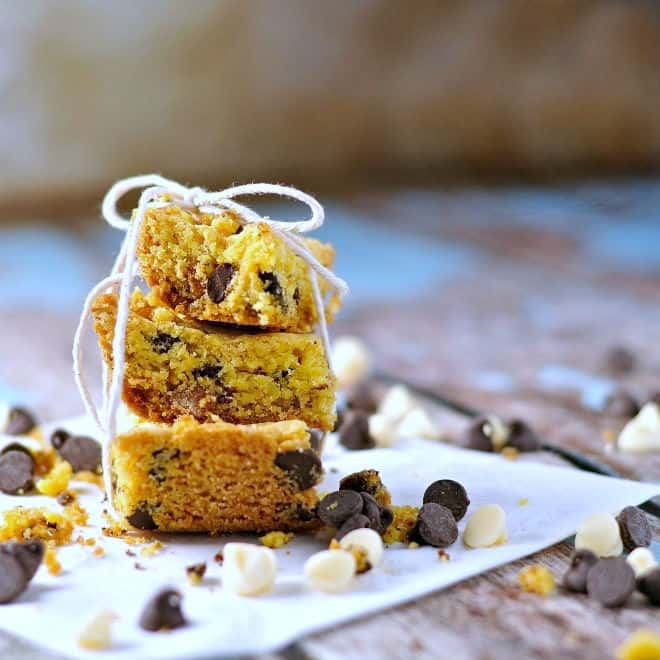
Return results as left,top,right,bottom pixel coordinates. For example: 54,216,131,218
0,415,658,660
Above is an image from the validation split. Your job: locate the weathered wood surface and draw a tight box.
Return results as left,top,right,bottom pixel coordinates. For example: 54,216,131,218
0,182,659,658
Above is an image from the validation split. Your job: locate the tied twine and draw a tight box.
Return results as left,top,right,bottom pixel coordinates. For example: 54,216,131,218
72,174,349,515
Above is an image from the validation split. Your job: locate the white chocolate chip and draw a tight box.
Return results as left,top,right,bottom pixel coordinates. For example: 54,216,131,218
0,402,10,433
331,336,371,390
484,416,509,451
626,547,658,577
304,549,356,593
378,385,417,424
339,528,384,568
222,543,277,596
77,611,117,651
463,504,507,548
397,407,440,440
618,403,660,453
574,512,623,557
368,413,398,448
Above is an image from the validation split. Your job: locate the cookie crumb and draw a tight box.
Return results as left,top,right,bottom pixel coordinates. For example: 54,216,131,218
36,461,72,497
134,562,145,571
77,611,117,651
0,507,74,545
408,541,420,549
437,549,451,561
518,498,529,507
63,501,88,526
93,546,104,557
500,446,519,461
186,562,207,585
382,505,419,544
44,546,61,575
518,564,555,596
259,531,294,549
213,550,223,564
140,540,163,557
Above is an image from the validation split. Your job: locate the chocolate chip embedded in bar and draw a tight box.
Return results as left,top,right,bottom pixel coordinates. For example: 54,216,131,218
562,549,598,593
586,558,635,607
126,505,158,531
423,479,470,522
616,506,651,552
138,588,187,632
0,450,34,494
412,503,458,548
207,263,237,303
275,449,323,490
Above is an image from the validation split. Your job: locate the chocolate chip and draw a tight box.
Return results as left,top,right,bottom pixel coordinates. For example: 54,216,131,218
0,551,27,604
57,491,75,506
275,449,322,490
138,588,186,631
207,263,236,303
308,429,324,454
616,506,651,552
0,443,33,459
379,505,394,532
338,411,374,451
50,428,70,450
193,365,222,380
152,333,180,354
423,480,470,521
604,346,636,375
562,549,598,593
604,390,639,418
462,416,495,452
506,419,540,452
0,451,34,494
586,557,635,607
317,490,363,526
4,407,37,436
339,469,385,500
3,540,44,582
332,407,345,433
126,506,158,530
259,271,285,307
360,492,382,531
346,383,378,413
186,562,206,581
335,513,370,540
412,503,458,548
637,566,660,606
56,435,102,473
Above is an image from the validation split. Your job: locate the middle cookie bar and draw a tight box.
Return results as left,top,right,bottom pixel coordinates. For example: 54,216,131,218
92,290,337,430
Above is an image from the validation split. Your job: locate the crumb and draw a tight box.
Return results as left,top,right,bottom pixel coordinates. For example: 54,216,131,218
126,549,136,557
76,535,95,546
330,467,339,473
63,501,89,526
36,461,73,497
382,505,419,544
77,611,117,651
518,564,555,596
616,629,660,660
134,562,145,571
44,546,62,575
214,551,223,564
0,506,74,545
93,546,105,557
500,447,519,461
32,447,56,477
259,531,294,549
140,541,163,557
437,549,450,561
186,562,207,585
518,498,529,507
408,541,420,549
56,490,77,506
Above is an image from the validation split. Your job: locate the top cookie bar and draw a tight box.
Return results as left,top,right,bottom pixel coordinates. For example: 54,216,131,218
136,203,340,332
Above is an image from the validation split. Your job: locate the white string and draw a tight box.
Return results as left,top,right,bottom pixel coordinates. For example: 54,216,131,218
73,174,348,516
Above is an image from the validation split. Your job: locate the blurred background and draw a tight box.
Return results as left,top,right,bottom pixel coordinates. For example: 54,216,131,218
1,0,660,483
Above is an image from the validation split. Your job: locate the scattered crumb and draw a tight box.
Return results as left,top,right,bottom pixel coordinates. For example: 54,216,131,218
349,544,371,573
617,629,660,660
125,549,136,557
93,546,105,557
56,490,77,506
36,461,73,497
134,562,145,571
437,549,451,561
518,498,529,507
500,447,519,461
0,507,74,545
140,541,163,557
186,562,207,585
408,542,420,549
382,505,419,544
32,448,56,477
518,564,555,596
76,535,95,546
63,501,89,526
77,611,117,651
44,546,62,575
330,467,339,473
259,531,294,549
214,551,223,564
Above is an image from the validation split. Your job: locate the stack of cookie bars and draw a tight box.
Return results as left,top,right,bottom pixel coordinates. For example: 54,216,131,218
91,202,339,533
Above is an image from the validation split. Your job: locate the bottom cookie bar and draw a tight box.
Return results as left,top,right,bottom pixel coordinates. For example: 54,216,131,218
111,417,322,533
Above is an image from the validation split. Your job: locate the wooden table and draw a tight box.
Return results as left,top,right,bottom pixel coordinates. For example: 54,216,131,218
1,181,659,658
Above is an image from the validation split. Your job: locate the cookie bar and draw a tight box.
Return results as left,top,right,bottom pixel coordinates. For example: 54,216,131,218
136,204,340,332
111,417,322,533
92,290,336,430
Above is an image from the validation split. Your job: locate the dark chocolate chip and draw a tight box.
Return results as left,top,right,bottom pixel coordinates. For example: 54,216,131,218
338,411,374,451
152,333,180,354
3,540,44,582
317,490,363,526
335,513,370,540
616,506,651,552
139,588,186,631
292,504,316,522
506,419,540,452
275,449,323,490
637,566,660,606
0,551,27,604
346,383,378,413
308,429,324,454
50,428,70,450
56,435,102,473
423,480,470,522
360,492,382,531
126,506,158,531
4,407,37,436
562,549,598,593
0,443,33,459
603,390,639,418
586,557,635,607
0,451,34,494
462,416,495,452
258,271,285,307
332,407,345,433
339,469,384,499
604,346,636,375
293,288,300,304
379,505,394,532
193,365,222,380
207,263,236,303
412,503,458,548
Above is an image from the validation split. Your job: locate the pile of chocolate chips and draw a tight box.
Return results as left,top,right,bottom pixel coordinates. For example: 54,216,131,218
0,540,44,604
336,382,379,450
562,506,658,608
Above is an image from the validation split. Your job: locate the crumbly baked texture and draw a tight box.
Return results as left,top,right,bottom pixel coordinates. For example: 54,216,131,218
111,417,322,533
92,290,336,430
136,204,340,332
